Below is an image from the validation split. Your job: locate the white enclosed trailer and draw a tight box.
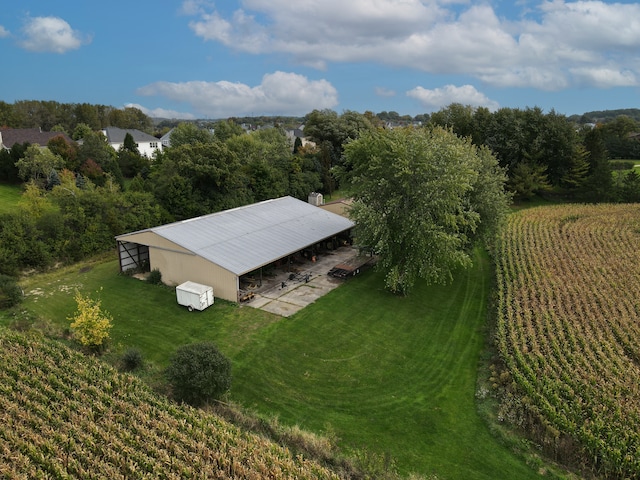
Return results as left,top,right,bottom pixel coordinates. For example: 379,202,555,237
176,281,214,311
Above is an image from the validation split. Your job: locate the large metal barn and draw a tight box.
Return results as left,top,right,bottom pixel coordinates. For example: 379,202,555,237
115,196,355,303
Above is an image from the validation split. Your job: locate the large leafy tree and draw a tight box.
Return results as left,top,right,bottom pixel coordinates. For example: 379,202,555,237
15,145,66,185
151,141,251,217
0,142,27,182
213,120,244,142
599,115,640,159
581,126,613,202
169,122,215,148
429,103,476,139
340,126,510,295
303,109,374,193
47,134,79,171
77,131,123,188
108,106,153,132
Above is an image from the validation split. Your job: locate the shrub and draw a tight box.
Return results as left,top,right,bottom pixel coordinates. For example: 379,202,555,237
165,342,232,407
121,348,143,372
0,274,23,308
147,268,162,285
609,160,635,171
68,290,112,351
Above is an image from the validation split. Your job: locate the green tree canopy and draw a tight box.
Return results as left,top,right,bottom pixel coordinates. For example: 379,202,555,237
15,145,65,185
169,122,215,148
0,142,26,182
340,126,510,295
213,120,244,142
303,109,374,193
72,123,94,141
77,131,122,188
165,342,232,407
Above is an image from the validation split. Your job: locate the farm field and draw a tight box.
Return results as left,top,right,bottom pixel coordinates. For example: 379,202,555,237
496,204,640,478
0,329,338,479
2,250,546,479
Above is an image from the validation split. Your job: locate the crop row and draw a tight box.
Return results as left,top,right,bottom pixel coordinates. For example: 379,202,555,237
0,330,338,479
495,204,640,478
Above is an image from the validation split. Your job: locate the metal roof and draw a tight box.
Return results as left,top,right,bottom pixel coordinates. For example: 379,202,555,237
120,196,354,276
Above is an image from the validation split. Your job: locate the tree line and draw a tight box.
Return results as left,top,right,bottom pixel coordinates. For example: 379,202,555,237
0,100,153,134
426,104,640,202
1,101,639,281
0,121,323,277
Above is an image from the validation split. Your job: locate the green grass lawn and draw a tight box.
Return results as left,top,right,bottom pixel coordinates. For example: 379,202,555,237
0,182,23,214
2,251,545,479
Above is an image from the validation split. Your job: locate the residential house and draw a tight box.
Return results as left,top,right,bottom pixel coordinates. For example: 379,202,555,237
160,128,174,148
0,128,73,150
285,125,316,151
101,127,161,158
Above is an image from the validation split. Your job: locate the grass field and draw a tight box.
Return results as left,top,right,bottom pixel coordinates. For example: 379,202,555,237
2,250,547,479
0,182,22,214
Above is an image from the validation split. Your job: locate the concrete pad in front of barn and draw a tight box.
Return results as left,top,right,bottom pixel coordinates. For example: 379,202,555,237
242,247,357,317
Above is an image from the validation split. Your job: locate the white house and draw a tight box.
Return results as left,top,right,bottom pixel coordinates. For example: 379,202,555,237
285,125,316,151
160,128,174,148
101,127,161,158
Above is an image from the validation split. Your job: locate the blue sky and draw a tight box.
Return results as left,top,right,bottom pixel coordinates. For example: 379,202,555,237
1,0,639,119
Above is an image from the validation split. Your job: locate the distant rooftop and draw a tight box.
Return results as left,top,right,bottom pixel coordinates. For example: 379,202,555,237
101,127,158,144
0,128,72,149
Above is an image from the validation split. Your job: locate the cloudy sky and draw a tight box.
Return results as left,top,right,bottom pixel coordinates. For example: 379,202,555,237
2,1,639,119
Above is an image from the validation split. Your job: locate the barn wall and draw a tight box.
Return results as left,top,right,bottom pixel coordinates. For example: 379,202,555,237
149,247,238,302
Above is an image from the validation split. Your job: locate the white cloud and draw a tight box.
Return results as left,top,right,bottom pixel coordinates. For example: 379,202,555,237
406,84,499,111
182,0,640,90
375,87,396,97
569,67,637,88
20,16,90,53
125,103,196,120
137,71,338,118
0,25,9,38
180,0,215,16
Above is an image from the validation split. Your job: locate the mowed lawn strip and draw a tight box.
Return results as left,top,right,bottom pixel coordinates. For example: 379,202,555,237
0,183,22,214
232,248,541,479
5,250,542,479
6,258,282,366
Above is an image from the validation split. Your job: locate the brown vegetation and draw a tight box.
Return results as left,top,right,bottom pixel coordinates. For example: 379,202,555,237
495,204,640,478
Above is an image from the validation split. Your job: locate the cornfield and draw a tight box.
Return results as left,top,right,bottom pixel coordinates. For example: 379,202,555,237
0,329,339,479
496,204,640,478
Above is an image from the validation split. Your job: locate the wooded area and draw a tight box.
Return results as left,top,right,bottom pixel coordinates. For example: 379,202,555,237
1,100,639,279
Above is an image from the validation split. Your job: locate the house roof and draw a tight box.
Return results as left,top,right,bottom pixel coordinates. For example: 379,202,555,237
0,128,72,149
101,127,158,144
160,128,174,143
117,196,355,276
